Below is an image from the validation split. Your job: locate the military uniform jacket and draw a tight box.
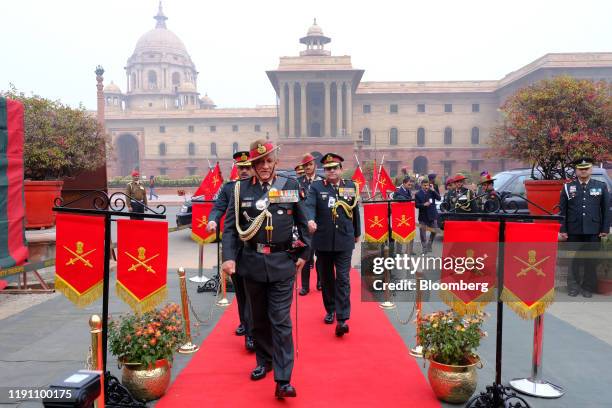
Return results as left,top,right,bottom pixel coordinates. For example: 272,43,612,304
453,187,478,213
297,174,323,200
208,181,234,225
125,182,147,204
305,179,361,252
222,175,311,283
559,178,610,235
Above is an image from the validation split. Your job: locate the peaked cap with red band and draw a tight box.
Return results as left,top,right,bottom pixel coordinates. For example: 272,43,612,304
233,150,251,167
320,153,344,168
300,153,316,165
249,139,279,162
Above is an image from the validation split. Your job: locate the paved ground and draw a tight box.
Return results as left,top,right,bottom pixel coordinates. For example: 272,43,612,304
1,208,611,407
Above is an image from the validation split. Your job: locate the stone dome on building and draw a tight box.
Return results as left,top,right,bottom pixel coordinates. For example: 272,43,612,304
131,2,190,59
200,93,216,109
104,81,122,94
307,20,324,36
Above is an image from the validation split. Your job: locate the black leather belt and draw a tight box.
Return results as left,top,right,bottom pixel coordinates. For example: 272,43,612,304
246,242,292,254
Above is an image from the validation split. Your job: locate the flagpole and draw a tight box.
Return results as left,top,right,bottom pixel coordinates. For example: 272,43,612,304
376,155,385,200
354,153,372,199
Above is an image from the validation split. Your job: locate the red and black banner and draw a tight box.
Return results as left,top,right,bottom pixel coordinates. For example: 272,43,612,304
0,98,28,269
191,202,223,244
364,203,389,243
117,219,168,313
440,221,499,315
390,201,416,242
55,213,105,306
501,222,560,319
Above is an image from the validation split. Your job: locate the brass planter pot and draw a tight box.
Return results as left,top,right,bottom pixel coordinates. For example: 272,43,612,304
427,356,482,404
121,359,172,402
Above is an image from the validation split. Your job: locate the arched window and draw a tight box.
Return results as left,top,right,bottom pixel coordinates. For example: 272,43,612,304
389,128,398,145
471,127,480,145
188,142,196,156
147,70,157,89
444,127,453,145
172,72,181,86
232,142,239,153
362,128,371,145
159,142,167,156
210,142,217,156
130,73,136,90
417,127,425,146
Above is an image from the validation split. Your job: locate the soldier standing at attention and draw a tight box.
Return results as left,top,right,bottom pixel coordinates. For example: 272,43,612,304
222,140,310,399
207,151,254,352
306,153,361,337
452,174,477,213
297,153,324,295
559,158,610,298
125,170,147,219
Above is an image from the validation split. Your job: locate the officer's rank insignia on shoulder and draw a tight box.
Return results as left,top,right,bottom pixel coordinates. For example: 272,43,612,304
268,189,299,203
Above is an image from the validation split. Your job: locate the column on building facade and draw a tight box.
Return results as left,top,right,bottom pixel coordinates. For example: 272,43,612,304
324,81,331,138
300,81,307,137
336,81,343,137
345,82,352,138
288,81,295,138
279,81,287,137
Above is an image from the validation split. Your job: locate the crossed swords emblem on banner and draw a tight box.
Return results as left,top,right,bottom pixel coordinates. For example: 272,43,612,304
514,250,549,277
197,214,208,229
395,214,412,227
368,215,384,228
64,241,96,268
125,247,159,274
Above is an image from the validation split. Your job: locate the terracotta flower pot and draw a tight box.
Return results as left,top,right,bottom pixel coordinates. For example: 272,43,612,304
24,180,64,229
427,356,482,404
121,359,171,401
524,179,566,215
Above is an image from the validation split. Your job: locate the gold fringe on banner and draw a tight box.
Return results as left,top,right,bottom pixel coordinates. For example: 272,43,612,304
116,282,168,314
439,287,496,316
365,232,389,243
55,276,103,308
190,232,216,245
500,287,555,320
392,230,416,243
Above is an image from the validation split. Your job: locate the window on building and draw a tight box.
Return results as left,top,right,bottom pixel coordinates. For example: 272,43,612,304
444,104,453,113
232,125,239,132
159,143,167,156
187,167,197,176
188,125,194,133
389,128,398,145
148,102,153,107
390,104,398,113
362,128,371,145
159,167,167,176
417,127,425,146
363,104,371,114
471,161,480,172
389,161,399,177
472,103,480,113
443,162,453,179
471,127,480,145
210,142,217,156
172,72,181,85
255,124,261,132
188,142,196,156
417,104,426,113
232,142,239,153
444,127,453,145
147,70,157,89
210,125,216,132
159,125,165,133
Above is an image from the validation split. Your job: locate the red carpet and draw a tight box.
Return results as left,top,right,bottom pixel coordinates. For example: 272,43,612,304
157,270,440,407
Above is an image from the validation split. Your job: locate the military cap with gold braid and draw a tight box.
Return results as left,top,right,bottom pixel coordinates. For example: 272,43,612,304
248,139,279,163
321,153,344,168
573,157,594,169
233,150,251,167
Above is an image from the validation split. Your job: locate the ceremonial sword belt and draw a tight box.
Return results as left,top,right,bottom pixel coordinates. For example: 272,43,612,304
234,178,286,242
331,183,360,221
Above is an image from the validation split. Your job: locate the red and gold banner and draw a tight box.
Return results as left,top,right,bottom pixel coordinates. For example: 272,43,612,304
55,213,105,307
391,201,416,242
364,203,388,243
191,202,223,244
117,219,168,313
501,222,560,319
440,221,499,315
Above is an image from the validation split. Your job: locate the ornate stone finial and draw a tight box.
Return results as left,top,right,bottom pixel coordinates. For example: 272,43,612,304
313,18,317,25
95,65,104,77
154,1,168,29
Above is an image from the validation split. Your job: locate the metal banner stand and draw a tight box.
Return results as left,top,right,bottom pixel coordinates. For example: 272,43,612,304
54,191,166,408
188,243,210,283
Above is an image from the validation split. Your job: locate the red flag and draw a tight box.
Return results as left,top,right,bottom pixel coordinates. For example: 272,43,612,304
55,213,105,307
391,201,416,242
229,163,238,181
351,166,366,190
364,203,388,242
377,166,395,196
501,222,560,319
440,221,499,315
193,163,223,198
116,219,169,313
370,160,379,196
191,202,223,244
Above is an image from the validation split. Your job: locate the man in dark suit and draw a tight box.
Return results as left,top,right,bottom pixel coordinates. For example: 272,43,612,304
428,173,440,196
559,157,610,297
305,153,361,337
222,140,310,399
394,176,413,201
297,153,324,295
415,179,441,254
207,151,254,351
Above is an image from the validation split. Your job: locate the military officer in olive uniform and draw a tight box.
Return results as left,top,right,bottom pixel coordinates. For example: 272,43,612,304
297,153,324,295
559,158,610,297
222,140,310,399
451,174,478,213
305,153,361,337
477,173,499,212
125,170,148,219
207,151,254,352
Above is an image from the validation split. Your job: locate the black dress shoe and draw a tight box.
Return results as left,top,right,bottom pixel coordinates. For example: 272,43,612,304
245,336,255,352
235,324,246,336
582,290,593,298
250,363,272,381
299,288,309,296
335,321,349,337
324,312,335,324
316,282,322,291
275,383,296,399
568,289,579,297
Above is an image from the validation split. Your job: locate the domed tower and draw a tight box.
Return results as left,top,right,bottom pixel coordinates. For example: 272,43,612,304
124,2,199,110
299,19,331,56
200,93,216,109
103,81,124,112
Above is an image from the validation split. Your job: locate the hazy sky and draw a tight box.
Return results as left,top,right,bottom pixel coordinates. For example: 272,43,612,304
2,0,611,109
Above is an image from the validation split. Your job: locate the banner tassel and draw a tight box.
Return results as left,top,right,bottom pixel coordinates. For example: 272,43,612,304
439,287,496,316
116,282,168,314
501,287,555,320
55,276,103,308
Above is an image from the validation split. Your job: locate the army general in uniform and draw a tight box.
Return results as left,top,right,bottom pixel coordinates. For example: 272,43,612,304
306,153,361,337
222,140,310,399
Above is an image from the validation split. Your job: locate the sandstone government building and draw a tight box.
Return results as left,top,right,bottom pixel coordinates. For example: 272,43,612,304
103,4,612,180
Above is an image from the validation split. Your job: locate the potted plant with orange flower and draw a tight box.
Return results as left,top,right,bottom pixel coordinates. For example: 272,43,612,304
418,310,488,403
108,303,186,401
